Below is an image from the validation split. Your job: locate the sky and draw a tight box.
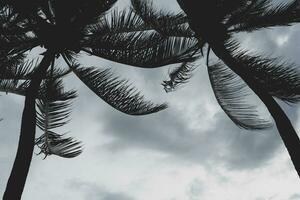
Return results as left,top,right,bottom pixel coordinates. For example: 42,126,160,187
1,0,300,199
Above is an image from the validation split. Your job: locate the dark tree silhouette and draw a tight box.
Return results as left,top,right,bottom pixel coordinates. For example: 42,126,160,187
132,0,300,177
0,1,200,199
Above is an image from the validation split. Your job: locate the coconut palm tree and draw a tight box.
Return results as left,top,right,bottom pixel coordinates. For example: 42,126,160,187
131,0,300,178
0,1,200,199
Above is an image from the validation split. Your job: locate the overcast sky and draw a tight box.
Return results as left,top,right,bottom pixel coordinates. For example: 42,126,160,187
1,0,300,199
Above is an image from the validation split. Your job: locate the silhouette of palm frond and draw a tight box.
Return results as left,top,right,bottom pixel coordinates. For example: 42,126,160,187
35,79,80,159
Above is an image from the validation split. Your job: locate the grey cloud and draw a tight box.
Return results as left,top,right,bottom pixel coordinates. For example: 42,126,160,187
67,180,135,200
186,179,204,200
96,93,284,170
277,25,300,64
290,194,300,200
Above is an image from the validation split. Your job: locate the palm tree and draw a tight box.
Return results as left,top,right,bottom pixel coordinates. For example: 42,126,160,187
128,0,300,178
131,0,300,177
0,1,200,199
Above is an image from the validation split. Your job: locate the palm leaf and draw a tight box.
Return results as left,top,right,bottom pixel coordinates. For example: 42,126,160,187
0,52,26,78
35,79,81,158
162,61,198,93
0,5,30,36
229,0,300,32
131,0,194,37
84,9,145,35
0,79,28,96
0,58,37,79
0,76,76,101
35,131,82,158
52,0,117,27
0,10,38,56
69,62,167,115
85,7,193,38
38,78,77,101
233,52,300,103
208,61,273,130
87,36,200,68
36,97,72,131
0,54,34,95
0,57,71,81
85,29,164,51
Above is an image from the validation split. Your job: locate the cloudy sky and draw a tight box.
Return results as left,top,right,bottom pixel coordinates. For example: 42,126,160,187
1,0,300,199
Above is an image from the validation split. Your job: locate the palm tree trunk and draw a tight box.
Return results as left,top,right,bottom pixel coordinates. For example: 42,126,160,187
3,50,55,200
210,42,300,178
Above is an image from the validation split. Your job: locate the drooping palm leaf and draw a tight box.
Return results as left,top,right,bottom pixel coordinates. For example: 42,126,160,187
233,52,300,103
35,79,81,158
35,131,82,158
36,96,73,131
224,39,300,103
68,61,167,115
208,61,273,130
162,61,198,93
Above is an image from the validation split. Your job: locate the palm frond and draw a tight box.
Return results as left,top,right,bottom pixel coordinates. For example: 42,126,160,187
233,52,300,103
35,79,81,158
228,0,300,32
0,52,33,95
36,79,77,131
85,7,193,39
0,58,37,79
162,61,198,93
35,131,82,158
208,62,273,130
87,36,200,68
69,62,167,115
0,10,38,55
0,33,38,57
131,0,194,37
0,5,30,36
38,78,77,101
0,51,26,77
84,8,145,35
0,57,71,80
50,0,117,26
85,29,164,51
36,97,72,131
0,79,28,96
